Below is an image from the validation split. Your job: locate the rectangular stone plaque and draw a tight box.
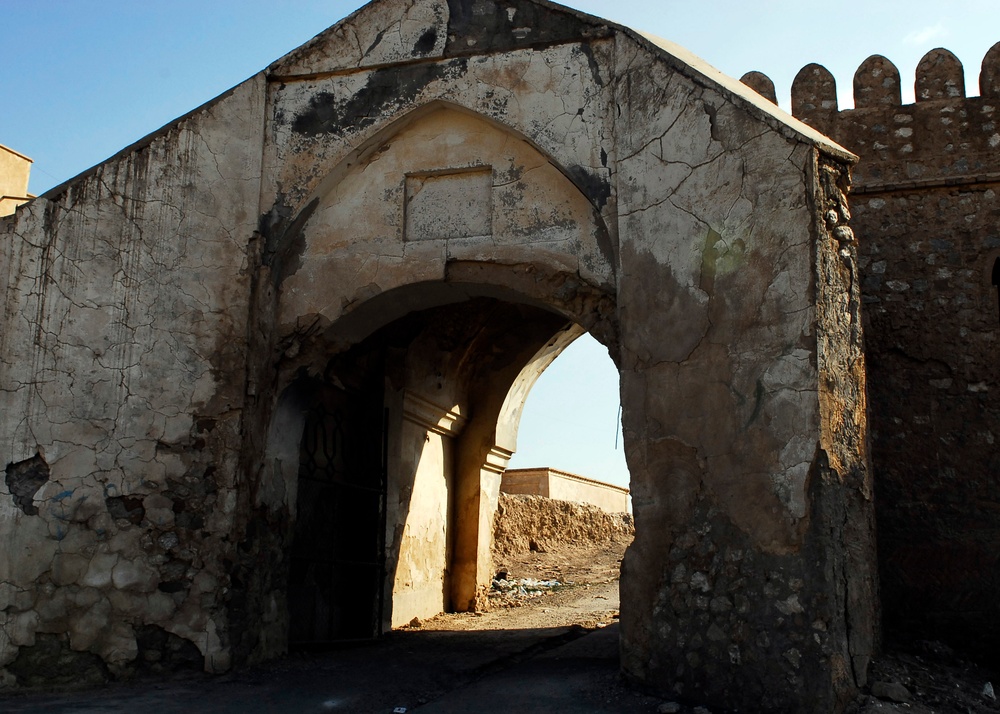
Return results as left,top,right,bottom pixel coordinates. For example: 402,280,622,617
404,168,492,241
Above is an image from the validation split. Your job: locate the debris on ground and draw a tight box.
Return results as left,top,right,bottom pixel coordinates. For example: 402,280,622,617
489,575,564,605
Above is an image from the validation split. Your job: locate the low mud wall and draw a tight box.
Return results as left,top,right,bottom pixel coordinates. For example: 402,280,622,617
492,493,633,558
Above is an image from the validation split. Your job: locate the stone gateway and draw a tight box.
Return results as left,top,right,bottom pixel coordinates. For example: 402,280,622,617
0,1,877,711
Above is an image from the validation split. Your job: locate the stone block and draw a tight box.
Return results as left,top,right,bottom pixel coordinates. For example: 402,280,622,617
80,553,118,589
49,553,89,587
111,559,159,593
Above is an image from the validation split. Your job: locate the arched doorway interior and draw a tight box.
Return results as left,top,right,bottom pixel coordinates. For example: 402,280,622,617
269,288,618,643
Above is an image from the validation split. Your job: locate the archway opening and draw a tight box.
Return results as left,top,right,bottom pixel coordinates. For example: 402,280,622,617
262,95,623,644
487,332,633,625
267,287,627,647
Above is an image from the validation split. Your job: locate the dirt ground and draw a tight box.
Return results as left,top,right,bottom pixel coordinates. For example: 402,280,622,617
420,534,631,633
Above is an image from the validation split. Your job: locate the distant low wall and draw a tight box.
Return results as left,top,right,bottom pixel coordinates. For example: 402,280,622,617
0,144,32,217
500,467,630,513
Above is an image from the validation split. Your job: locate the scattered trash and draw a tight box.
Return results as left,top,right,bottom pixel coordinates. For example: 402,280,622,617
489,576,563,605
984,681,996,700
393,708,408,713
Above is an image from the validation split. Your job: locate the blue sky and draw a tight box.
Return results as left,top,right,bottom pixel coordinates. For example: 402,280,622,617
4,0,998,488
5,1,998,197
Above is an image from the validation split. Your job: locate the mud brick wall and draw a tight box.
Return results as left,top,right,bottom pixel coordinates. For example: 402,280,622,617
492,492,633,558
745,41,1000,654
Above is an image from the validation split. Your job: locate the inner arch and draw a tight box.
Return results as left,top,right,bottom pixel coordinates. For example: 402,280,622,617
504,333,629,492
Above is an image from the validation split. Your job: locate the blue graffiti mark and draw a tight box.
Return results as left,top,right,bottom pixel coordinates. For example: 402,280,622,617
52,490,74,502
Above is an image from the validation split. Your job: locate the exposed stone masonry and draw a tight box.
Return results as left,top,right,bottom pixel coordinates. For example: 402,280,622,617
5,455,50,517
744,40,1000,658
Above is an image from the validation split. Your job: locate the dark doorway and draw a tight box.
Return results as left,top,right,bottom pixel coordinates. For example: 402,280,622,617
288,382,387,647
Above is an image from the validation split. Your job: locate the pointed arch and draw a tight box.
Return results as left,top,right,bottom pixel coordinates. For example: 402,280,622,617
274,101,617,339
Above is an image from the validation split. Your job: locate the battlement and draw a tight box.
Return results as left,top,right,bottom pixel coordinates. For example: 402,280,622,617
743,41,1000,114
741,41,1000,192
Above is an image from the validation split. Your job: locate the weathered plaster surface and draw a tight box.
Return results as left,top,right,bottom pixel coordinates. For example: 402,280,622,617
390,403,454,626
0,77,266,677
0,1,874,711
612,30,871,712
273,0,450,75
275,103,615,331
262,37,618,257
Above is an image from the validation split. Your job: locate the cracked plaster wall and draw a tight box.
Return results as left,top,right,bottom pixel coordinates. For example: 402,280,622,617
0,77,266,682
612,31,873,712
247,6,871,709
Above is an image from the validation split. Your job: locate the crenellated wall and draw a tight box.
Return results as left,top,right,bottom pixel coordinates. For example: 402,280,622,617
743,41,1000,657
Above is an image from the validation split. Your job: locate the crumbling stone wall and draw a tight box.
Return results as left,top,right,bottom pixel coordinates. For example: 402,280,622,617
744,40,1000,656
